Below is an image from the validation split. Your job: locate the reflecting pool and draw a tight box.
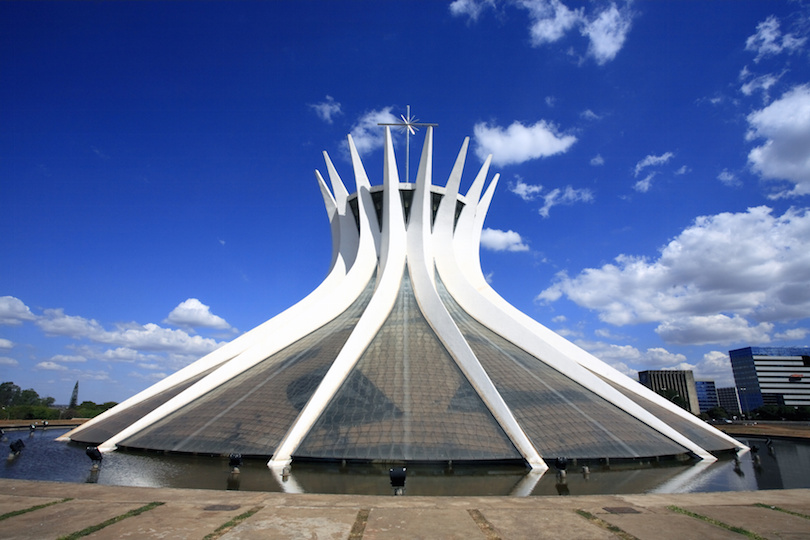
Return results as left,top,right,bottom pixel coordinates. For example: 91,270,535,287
3,429,809,496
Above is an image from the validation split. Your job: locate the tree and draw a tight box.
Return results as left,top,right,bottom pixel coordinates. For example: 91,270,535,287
657,388,689,411
18,388,41,406
68,381,79,410
707,406,729,419
0,382,21,406
0,381,60,420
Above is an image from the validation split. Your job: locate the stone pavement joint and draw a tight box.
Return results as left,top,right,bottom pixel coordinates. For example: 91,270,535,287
667,505,768,540
754,502,810,520
468,508,501,540
574,509,640,540
203,505,263,540
348,508,370,540
0,496,72,521
59,500,165,540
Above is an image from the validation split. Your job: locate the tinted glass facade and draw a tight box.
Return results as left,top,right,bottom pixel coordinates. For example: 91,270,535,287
730,346,810,411
695,380,719,413
69,365,219,445
295,270,520,461
438,279,692,459
117,277,376,456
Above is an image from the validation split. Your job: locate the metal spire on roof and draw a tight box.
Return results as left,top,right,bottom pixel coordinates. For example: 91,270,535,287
379,105,438,183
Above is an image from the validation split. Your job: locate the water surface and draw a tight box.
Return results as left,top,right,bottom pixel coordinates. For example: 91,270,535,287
3,429,809,496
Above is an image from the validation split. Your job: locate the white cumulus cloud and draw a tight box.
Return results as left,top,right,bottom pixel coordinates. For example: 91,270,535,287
451,1,636,64
35,361,68,371
349,107,398,156
747,84,810,197
165,298,231,330
745,15,807,62
522,0,582,45
656,315,774,346
509,178,593,217
449,0,496,21
0,296,37,325
509,177,544,201
575,340,695,379
473,120,576,166
633,172,655,193
50,354,87,363
717,169,740,187
740,71,781,100
577,342,735,387
538,206,810,345
481,228,530,252
694,351,735,387
309,95,342,124
581,2,633,65
516,0,634,64
634,152,674,177
539,186,593,217
775,327,810,341
37,308,224,356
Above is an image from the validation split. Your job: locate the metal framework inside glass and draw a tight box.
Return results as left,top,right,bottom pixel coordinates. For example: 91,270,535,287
117,278,376,456
295,268,520,461
438,277,690,459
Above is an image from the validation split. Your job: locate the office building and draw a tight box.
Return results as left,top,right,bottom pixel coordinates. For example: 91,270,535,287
717,386,742,416
638,370,700,415
695,380,719,413
730,346,810,413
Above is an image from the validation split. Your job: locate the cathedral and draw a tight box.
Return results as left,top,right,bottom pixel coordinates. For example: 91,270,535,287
61,124,742,472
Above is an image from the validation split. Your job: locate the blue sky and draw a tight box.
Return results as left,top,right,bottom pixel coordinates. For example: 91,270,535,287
2,1,810,404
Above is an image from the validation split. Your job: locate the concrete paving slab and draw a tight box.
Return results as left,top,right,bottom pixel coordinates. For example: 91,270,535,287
220,506,359,540
84,501,255,539
481,507,615,539
598,510,743,540
362,507,483,539
0,494,64,517
1,499,147,540
2,480,810,540
777,504,810,517
683,505,810,539
0,479,266,507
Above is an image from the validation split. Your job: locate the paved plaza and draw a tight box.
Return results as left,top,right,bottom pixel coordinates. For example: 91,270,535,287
1,479,809,539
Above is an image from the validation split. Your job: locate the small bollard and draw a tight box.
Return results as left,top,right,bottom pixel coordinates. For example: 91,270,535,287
389,467,406,496
9,439,25,456
228,453,242,474
86,446,103,470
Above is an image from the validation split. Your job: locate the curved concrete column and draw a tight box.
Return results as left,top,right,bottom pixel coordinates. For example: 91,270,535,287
269,128,407,466
91,136,381,452
406,129,546,470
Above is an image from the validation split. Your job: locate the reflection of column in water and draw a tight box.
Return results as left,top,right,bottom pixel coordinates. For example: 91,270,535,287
227,472,241,491
733,455,744,476
86,469,100,484
555,474,570,496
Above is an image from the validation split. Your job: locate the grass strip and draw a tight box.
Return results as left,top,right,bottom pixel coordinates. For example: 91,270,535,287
203,505,262,540
574,509,639,540
348,508,370,540
667,505,767,539
753,502,810,520
0,498,73,521
57,501,164,540
468,509,501,540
